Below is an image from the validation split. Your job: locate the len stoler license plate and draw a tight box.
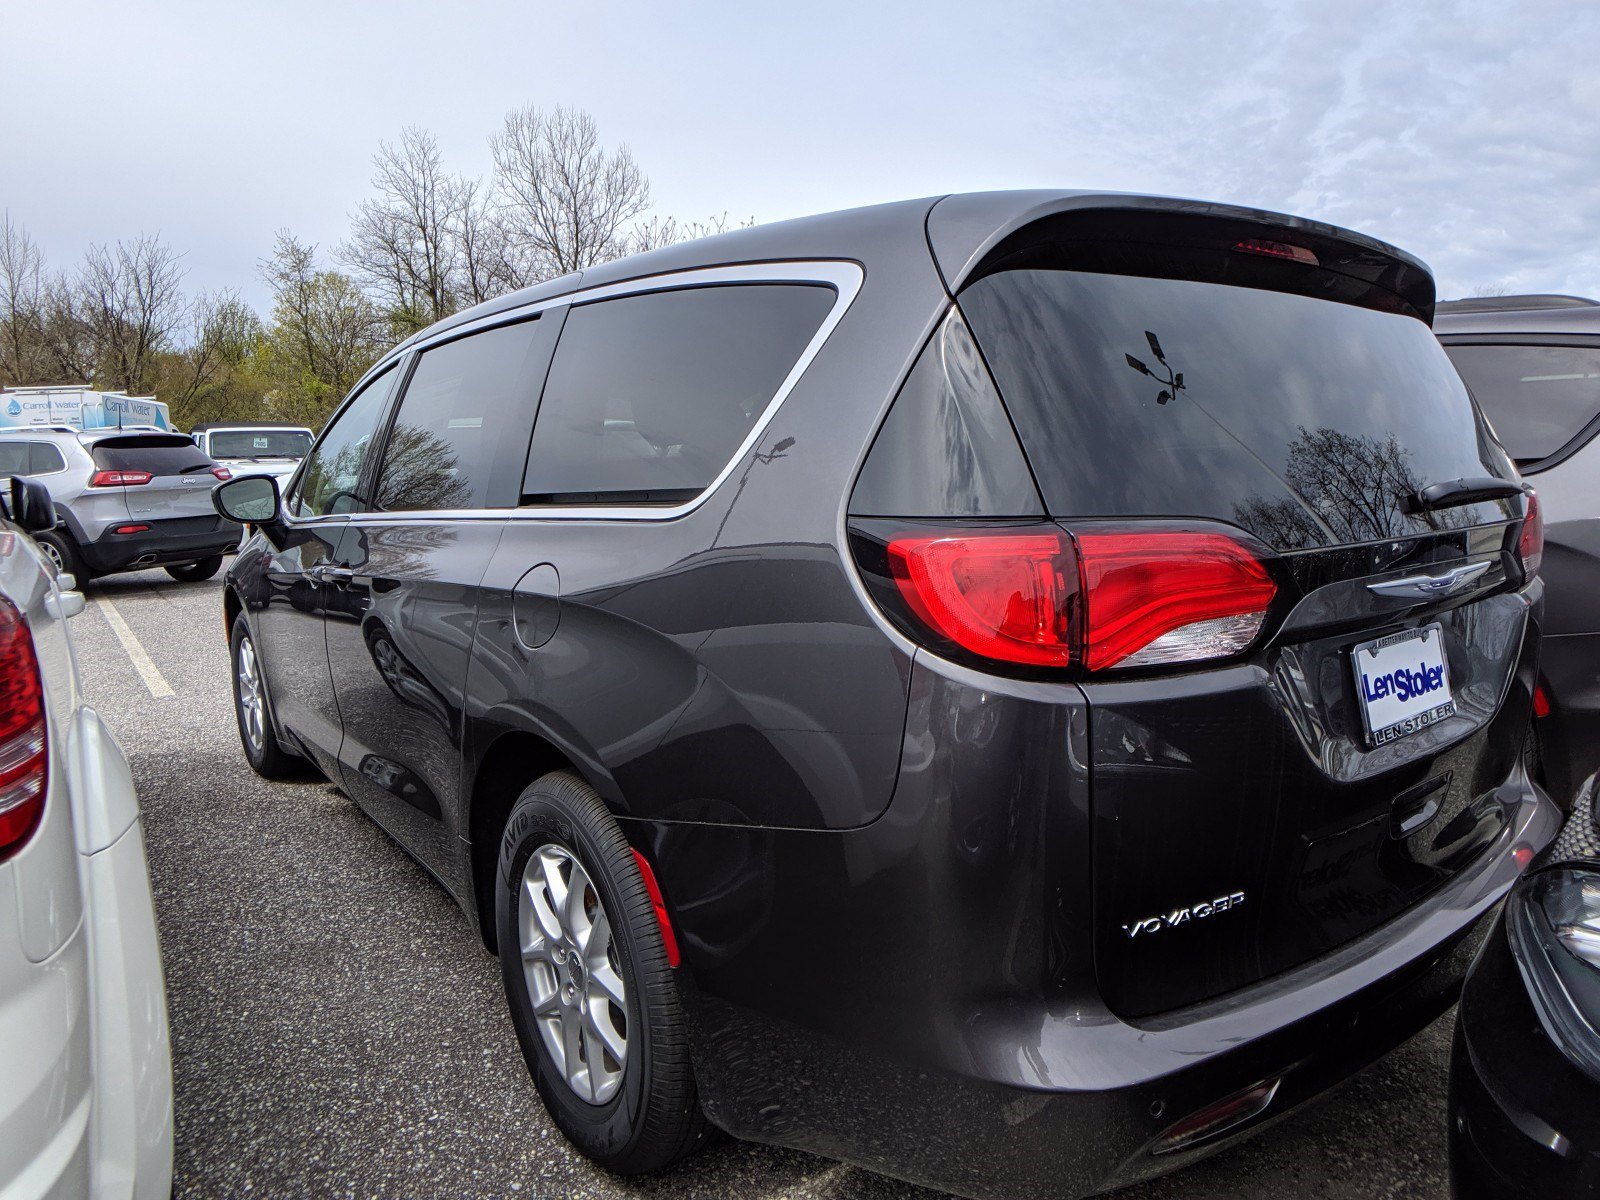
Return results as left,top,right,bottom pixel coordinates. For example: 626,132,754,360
1351,624,1456,748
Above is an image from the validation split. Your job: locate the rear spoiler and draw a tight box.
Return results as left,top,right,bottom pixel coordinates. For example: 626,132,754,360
927,192,1436,324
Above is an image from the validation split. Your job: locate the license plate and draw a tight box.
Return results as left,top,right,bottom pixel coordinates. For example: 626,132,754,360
1351,624,1456,748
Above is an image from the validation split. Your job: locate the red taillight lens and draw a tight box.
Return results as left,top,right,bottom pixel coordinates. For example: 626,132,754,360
1519,490,1544,580
889,533,1079,667
1075,531,1278,671
89,470,153,487
884,527,1277,672
212,466,232,481
0,596,47,861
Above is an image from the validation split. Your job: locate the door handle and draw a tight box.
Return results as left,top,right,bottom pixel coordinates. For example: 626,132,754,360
309,564,356,586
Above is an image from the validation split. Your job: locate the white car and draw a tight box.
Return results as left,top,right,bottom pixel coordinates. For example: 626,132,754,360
0,478,172,1199
188,423,312,489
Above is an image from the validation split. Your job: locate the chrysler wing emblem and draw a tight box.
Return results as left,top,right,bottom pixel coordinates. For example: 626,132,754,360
1366,561,1491,601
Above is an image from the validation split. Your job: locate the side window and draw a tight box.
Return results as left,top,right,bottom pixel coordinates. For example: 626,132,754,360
374,317,549,513
0,442,64,477
28,443,64,474
291,365,397,517
0,442,32,477
522,284,835,504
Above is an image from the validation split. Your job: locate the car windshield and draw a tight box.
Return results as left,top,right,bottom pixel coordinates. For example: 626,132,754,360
208,430,313,460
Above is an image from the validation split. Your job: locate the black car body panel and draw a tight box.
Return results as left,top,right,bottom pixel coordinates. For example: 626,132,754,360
222,191,1558,1198
1450,796,1600,1200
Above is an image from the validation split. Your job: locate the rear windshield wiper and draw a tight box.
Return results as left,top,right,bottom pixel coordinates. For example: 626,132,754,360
179,462,219,473
1403,476,1524,514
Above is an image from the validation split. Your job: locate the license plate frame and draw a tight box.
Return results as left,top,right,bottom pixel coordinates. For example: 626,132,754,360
1350,624,1456,749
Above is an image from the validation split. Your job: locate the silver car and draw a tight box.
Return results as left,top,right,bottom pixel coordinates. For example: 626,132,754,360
189,422,312,490
0,426,240,583
0,477,174,1198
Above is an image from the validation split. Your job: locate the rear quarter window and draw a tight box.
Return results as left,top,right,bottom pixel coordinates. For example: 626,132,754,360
521,283,835,504
91,436,215,475
1442,342,1600,464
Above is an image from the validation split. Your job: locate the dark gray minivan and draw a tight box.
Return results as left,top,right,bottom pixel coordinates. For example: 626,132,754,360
214,192,1557,1198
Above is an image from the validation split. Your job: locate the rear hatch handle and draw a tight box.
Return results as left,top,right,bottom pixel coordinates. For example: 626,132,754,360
1402,476,1523,514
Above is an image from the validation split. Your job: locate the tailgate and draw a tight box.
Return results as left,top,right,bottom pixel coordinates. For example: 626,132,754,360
89,435,223,522
958,210,1536,1015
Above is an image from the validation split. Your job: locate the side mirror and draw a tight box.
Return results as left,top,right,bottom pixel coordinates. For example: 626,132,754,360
8,476,57,534
214,474,282,526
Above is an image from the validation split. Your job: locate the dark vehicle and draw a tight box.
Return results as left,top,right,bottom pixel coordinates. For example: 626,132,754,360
1450,777,1600,1199
1436,295,1600,807
214,192,1558,1199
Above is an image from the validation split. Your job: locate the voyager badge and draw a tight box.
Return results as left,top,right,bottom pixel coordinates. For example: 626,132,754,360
1122,891,1246,938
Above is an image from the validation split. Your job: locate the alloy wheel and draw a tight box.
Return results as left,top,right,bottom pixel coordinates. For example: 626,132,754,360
518,843,629,1104
38,540,64,575
236,635,266,755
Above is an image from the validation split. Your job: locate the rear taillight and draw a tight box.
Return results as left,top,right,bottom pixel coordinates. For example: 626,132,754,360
212,467,232,481
1519,489,1543,580
0,596,47,861
89,469,153,487
883,526,1277,673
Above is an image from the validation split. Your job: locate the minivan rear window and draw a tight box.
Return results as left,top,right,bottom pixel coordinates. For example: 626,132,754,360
522,284,834,504
1442,343,1600,464
91,435,214,476
960,268,1518,550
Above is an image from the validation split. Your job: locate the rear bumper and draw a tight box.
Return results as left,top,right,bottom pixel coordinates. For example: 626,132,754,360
78,516,238,574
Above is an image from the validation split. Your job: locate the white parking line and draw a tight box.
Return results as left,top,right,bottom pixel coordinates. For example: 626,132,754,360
94,595,175,698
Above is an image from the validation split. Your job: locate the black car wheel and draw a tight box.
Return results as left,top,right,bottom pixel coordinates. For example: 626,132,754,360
230,616,308,779
167,555,224,582
35,530,83,581
496,771,708,1174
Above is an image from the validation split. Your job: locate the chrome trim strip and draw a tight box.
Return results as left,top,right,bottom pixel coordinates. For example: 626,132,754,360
293,260,864,528
1365,560,1493,600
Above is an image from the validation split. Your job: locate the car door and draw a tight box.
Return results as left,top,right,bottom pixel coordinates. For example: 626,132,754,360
254,365,400,778
323,313,559,897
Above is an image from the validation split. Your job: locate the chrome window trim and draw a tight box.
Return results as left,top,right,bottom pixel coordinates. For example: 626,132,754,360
289,260,864,528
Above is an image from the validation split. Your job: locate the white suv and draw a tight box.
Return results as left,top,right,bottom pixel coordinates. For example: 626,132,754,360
0,478,173,1199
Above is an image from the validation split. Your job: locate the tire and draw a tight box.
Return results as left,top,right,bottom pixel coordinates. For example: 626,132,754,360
496,771,709,1175
167,555,223,582
230,616,308,779
34,530,83,581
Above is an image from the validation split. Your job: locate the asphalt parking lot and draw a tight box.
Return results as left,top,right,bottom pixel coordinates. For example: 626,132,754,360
75,565,1454,1200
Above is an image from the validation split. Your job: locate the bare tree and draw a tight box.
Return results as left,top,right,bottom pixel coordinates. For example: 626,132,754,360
0,213,51,386
491,105,651,284
342,127,470,335
169,290,261,411
260,231,385,421
74,234,187,393
627,211,754,255
455,176,518,306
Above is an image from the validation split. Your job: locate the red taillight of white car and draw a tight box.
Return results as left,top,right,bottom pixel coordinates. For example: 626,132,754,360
0,595,47,860
88,469,153,487
884,525,1278,673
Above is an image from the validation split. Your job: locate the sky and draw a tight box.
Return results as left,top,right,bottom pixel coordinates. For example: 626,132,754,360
5,0,1598,314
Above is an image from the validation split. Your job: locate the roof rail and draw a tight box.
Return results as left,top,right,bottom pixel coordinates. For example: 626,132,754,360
1436,293,1599,314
